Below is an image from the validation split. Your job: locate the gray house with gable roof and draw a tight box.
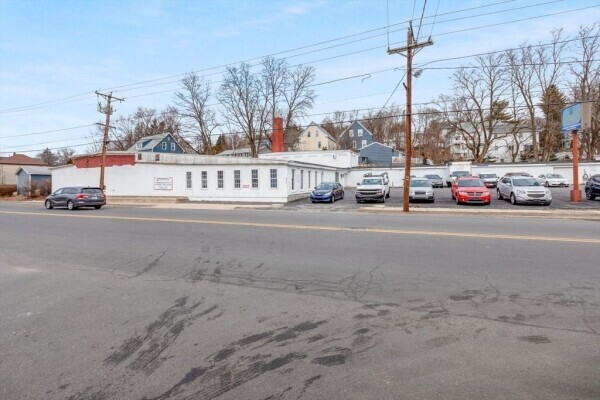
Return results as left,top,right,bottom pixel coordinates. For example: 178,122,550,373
338,121,375,150
128,133,184,154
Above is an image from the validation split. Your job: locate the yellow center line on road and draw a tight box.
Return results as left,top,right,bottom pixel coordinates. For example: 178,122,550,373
1,210,599,244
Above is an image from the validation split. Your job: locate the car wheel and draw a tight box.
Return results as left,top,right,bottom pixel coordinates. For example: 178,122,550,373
456,197,461,205
497,190,503,200
44,200,53,209
386,191,390,199
341,192,344,199
586,188,595,200
381,195,386,203
94,205,102,209
510,193,517,205
451,192,455,200
544,202,552,206
330,194,335,203
430,199,435,203
311,200,316,203
67,200,75,210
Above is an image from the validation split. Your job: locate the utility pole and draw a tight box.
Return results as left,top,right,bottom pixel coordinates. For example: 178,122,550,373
95,91,123,190
388,22,432,212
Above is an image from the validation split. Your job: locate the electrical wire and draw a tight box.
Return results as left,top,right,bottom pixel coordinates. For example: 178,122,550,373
416,0,428,41
0,0,541,113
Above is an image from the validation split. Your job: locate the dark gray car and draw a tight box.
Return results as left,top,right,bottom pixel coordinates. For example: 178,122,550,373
45,186,106,210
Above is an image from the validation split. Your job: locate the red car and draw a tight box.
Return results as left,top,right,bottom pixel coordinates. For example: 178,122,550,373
451,177,491,205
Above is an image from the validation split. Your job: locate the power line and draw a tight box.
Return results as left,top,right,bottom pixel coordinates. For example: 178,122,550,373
0,0,543,113
415,0,428,41
428,0,442,39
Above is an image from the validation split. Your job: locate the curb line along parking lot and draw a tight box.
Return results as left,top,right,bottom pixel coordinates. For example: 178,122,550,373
2,210,599,245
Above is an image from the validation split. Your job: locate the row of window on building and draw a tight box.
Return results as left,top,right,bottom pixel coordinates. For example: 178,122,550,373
184,169,278,190
290,169,324,191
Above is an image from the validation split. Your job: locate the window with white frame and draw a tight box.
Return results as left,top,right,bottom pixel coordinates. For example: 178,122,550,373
162,142,167,150
316,132,319,137
358,129,363,137
291,169,295,190
251,169,258,188
234,170,241,189
155,154,160,161
137,143,143,149
362,139,367,147
201,171,207,188
186,172,192,189
270,169,278,188
307,131,311,137
353,140,357,148
318,141,321,149
314,171,318,185
171,143,176,151
349,130,354,137
218,171,224,189
300,170,304,189
308,170,311,188
137,153,142,161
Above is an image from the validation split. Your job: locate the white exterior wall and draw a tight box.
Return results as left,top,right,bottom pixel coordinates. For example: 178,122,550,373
259,150,358,169
52,159,337,203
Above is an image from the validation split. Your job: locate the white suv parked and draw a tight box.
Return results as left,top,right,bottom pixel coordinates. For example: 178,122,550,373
497,175,552,206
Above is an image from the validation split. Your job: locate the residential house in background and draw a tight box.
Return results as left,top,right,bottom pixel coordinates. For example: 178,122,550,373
296,122,338,151
218,140,272,158
359,142,400,167
338,121,375,150
15,166,52,195
127,133,185,157
443,123,533,163
0,153,47,185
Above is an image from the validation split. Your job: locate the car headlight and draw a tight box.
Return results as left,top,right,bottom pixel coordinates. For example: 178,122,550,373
426,190,433,195
516,190,526,195
545,189,551,195
458,191,468,196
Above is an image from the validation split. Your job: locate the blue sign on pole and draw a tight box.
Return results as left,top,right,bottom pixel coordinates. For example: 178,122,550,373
561,103,581,132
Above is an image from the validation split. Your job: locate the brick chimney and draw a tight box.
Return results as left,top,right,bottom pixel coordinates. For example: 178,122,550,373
272,117,284,152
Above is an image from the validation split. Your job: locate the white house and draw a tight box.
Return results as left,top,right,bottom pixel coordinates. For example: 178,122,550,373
444,123,534,162
296,122,338,151
51,152,338,203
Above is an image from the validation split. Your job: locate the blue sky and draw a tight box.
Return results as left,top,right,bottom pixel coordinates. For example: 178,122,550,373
1,0,599,156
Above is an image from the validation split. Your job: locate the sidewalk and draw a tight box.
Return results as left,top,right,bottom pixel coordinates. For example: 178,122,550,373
360,206,600,219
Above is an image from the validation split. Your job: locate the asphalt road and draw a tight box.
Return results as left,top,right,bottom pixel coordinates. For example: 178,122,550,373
285,186,600,212
1,202,599,400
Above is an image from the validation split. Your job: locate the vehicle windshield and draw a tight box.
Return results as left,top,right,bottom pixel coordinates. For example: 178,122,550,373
513,178,540,187
458,179,484,187
315,183,335,190
479,174,496,179
453,171,470,177
425,175,441,179
411,180,430,187
547,174,562,179
362,179,383,185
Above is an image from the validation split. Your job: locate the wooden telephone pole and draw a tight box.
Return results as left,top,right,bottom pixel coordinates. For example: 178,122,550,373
387,23,432,212
95,91,123,190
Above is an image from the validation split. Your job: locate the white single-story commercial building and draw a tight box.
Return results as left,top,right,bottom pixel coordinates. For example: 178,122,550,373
52,152,339,203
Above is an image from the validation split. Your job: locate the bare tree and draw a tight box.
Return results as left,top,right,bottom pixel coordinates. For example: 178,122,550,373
56,148,76,165
36,148,58,166
437,54,512,163
218,63,269,157
322,111,351,146
568,23,600,160
174,73,219,154
260,57,316,150
412,107,449,164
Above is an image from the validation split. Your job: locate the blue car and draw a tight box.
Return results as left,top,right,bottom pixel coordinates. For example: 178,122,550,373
311,182,344,203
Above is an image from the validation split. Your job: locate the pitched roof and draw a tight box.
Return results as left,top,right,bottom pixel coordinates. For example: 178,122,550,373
127,133,173,152
15,166,52,176
298,122,337,143
0,153,47,166
339,120,373,139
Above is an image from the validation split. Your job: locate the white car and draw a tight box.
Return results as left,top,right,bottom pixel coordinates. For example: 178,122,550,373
409,178,434,203
497,176,552,206
538,174,569,187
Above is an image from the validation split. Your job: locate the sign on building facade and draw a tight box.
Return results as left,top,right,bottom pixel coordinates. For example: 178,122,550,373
153,177,173,190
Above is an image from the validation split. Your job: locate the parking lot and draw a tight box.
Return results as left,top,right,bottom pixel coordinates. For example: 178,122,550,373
286,186,600,211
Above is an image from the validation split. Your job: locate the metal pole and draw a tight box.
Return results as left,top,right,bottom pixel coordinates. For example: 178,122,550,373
570,129,581,202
